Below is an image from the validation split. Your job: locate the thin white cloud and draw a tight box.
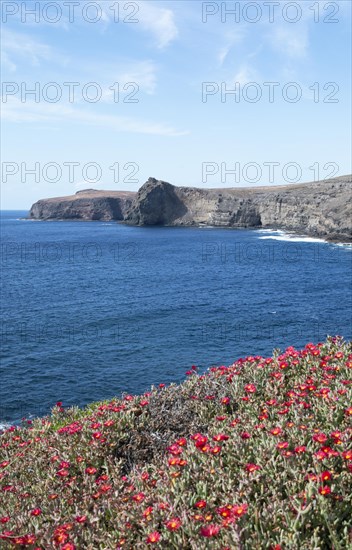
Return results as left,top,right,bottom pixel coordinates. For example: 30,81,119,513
113,60,158,95
218,29,247,66
137,1,178,48
233,64,260,86
1,97,188,137
268,25,309,58
1,28,67,69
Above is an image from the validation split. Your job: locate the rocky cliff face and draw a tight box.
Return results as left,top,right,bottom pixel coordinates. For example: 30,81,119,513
125,175,352,242
29,190,136,221
29,176,352,242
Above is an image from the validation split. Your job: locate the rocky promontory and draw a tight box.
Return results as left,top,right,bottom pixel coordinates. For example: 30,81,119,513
29,189,136,221
124,175,352,242
29,175,352,242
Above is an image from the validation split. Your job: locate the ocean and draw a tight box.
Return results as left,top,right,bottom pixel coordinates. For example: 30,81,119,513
1,211,351,426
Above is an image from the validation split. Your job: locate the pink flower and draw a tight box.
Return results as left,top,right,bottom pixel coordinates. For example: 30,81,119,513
85,467,97,475
165,517,181,531
200,524,220,537
146,531,161,544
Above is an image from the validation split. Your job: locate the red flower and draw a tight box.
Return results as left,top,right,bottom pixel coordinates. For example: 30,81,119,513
143,506,153,518
85,467,97,475
240,432,251,440
165,517,181,531
213,433,229,442
319,485,331,496
342,450,352,460
211,446,222,455
217,505,232,518
75,516,87,523
313,433,327,444
321,471,332,482
194,436,208,448
132,492,145,503
193,434,208,446
244,384,256,393
104,420,114,427
30,508,42,516
53,532,69,545
57,469,69,477
194,500,207,509
276,441,289,450
232,504,248,517
294,446,306,454
270,427,283,436
245,463,261,473
146,531,161,544
200,524,220,537
167,444,183,455
61,544,76,550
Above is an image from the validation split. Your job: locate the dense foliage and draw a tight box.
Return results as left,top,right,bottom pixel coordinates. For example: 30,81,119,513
1,337,351,549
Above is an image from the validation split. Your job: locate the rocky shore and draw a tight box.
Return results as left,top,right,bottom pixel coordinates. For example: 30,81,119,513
29,175,352,242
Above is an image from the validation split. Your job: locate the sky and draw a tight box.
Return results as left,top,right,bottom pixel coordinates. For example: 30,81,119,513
1,0,351,209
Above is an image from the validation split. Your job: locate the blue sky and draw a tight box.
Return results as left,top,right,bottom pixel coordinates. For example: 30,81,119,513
1,0,351,208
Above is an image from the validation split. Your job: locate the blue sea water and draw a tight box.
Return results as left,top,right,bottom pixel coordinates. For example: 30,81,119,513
1,211,351,425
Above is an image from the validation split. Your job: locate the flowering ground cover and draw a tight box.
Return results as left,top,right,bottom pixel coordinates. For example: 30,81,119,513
0,336,351,549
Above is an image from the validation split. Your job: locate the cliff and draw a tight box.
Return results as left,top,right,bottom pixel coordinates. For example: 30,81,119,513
29,175,352,242
29,190,136,221
125,175,352,242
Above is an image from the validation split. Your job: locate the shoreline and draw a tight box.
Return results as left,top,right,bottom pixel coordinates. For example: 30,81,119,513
14,215,352,245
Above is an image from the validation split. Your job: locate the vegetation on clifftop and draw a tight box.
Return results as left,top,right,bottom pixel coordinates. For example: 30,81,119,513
0,337,351,549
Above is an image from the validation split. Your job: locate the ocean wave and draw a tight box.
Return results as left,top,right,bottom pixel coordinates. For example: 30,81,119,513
256,229,284,234
258,234,326,243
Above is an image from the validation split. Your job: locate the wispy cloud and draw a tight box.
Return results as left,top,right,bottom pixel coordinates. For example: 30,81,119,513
218,29,247,66
1,28,67,70
268,25,309,59
113,60,158,95
233,64,260,86
1,97,188,136
137,1,178,48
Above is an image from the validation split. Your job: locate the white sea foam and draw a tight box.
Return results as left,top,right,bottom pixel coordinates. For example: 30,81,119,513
258,234,326,244
256,229,282,234
333,243,352,249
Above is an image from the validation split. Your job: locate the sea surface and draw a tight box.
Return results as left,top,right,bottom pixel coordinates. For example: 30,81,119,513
1,211,351,426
